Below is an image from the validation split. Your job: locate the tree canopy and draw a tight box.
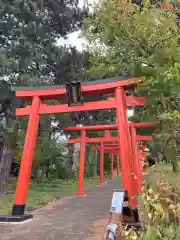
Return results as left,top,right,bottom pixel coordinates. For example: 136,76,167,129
83,0,180,168
0,0,92,190
0,0,87,85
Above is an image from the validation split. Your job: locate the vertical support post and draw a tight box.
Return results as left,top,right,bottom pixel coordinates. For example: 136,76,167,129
99,142,104,185
130,127,141,194
115,87,132,198
110,152,114,179
76,129,86,196
116,153,120,176
12,96,41,216
105,130,111,138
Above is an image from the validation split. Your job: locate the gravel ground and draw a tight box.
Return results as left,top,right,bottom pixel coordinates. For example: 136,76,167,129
0,178,121,240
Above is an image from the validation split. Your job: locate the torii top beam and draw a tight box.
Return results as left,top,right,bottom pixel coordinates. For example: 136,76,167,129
68,135,153,144
64,122,153,132
14,76,144,100
91,148,119,153
91,146,120,151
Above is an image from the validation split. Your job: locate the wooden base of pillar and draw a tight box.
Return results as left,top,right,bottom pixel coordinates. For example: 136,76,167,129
76,192,87,197
0,214,33,223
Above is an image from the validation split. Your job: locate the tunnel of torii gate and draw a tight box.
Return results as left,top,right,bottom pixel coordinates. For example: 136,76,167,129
90,141,151,181
91,144,121,181
91,141,150,190
0,76,154,222
64,123,153,207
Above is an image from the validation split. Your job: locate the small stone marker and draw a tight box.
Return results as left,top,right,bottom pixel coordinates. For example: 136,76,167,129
105,190,127,240
105,189,142,239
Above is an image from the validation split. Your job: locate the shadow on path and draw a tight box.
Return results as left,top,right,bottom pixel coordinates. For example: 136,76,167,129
0,178,121,240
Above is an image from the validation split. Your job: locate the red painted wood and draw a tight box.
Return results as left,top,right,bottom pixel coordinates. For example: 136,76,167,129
115,87,132,198
68,137,118,144
91,148,119,153
91,146,119,150
76,130,86,196
16,96,146,117
130,127,141,197
68,135,152,144
64,122,153,132
16,77,144,100
104,130,111,138
13,96,41,206
13,76,152,213
136,135,152,141
65,125,117,132
16,106,31,116
130,122,153,128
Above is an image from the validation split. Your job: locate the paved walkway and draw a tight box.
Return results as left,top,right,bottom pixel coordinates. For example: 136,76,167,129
0,178,121,240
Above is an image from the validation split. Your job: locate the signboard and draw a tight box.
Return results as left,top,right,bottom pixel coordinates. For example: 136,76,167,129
110,190,125,214
66,81,84,107
106,223,117,240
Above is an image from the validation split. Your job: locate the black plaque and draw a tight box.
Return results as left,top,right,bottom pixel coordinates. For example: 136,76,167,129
66,81,84,106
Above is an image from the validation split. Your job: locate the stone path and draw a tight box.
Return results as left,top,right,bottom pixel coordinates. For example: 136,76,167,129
0,178,121,240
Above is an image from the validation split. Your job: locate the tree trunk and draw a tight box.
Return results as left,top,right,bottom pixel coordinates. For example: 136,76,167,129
90,150,97,177
65,143,74,179
0,135,13,194
162,152,168,163
72,143,80,170
171,161,180,173
35,166,44,183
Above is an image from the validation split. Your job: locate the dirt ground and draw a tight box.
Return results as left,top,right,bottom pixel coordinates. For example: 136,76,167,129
84,217,109,240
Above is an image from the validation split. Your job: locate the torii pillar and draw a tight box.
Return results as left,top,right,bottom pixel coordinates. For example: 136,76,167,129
115,87,132,204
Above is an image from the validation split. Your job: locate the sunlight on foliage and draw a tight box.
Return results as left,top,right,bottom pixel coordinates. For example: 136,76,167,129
122,165,180,239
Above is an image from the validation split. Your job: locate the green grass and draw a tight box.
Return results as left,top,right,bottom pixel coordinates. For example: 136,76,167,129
155,162,174,173
145,162,180,195
0,173,111,215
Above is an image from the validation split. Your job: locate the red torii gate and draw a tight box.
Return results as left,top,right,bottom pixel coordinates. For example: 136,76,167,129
65,125,153,200
66,123,153,143
1,76,149,222
91,144,120,180
91,139,151,193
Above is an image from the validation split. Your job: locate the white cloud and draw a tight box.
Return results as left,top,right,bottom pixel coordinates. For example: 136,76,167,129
57,30,86,51
56,0,94,51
